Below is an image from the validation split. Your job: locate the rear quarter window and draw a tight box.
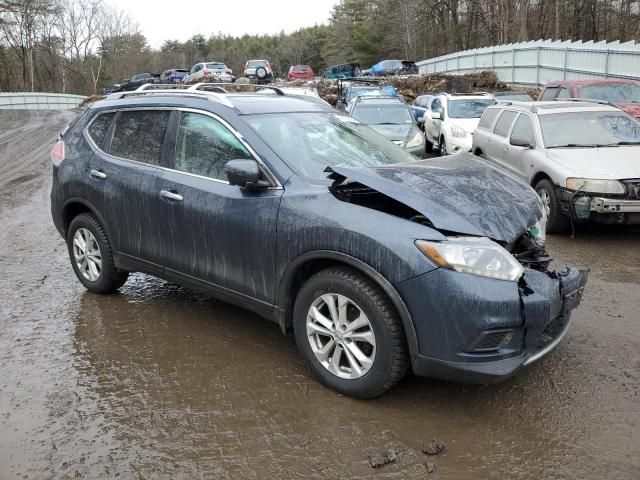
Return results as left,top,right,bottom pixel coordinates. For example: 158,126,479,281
493,111,518,137
540,87,559,101
110,110,171,165
478,108,500,130
87,112,115,147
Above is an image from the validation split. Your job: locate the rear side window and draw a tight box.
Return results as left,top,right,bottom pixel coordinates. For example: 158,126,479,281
175,112,253,180
557,87,571,99
87,112,115,147
493,111,518,137
540,87,559,100
511,114,535,141
110,110,171,165
478,108,500,129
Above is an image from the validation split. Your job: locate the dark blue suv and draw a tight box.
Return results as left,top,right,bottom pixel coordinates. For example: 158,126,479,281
50,86,588,398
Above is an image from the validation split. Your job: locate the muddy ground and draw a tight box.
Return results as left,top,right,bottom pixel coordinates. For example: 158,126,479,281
0,110,638,480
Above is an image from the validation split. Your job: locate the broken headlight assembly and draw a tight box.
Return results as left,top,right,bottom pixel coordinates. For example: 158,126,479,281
527,211,547,248
566,178,625,194
416,237,525,282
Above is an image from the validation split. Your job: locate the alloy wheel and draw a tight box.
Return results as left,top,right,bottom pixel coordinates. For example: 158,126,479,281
306,293,376,380
538,188,552,217
72,228,102,282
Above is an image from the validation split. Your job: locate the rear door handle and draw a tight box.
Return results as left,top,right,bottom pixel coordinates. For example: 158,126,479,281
90,169,107,179
160,190,183,202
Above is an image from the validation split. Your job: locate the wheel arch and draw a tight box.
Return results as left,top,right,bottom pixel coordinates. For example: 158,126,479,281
276,250,419,359
531,171,553,189
61,197,111,241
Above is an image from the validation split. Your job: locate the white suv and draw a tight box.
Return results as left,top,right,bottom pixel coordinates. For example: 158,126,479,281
422,93,495,155
182,62,236,84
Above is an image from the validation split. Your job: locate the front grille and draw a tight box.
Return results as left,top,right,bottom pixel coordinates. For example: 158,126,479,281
623,179,640,199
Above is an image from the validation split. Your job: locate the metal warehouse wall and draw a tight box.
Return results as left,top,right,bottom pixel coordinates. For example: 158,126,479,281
416,39,640,86
0,93,87,110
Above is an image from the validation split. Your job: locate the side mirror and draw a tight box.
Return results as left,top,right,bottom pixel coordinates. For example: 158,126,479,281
430,111,442,120
225,159,270,189
510,135,533,148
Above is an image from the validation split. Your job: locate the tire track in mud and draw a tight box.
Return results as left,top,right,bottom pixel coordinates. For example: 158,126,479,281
0,110,77,211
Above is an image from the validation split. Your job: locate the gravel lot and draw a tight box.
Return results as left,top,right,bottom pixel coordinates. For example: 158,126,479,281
1,110,638,479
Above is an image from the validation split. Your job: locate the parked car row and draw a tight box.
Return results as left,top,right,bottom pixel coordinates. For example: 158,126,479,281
105,60,316,94
323,59,418,79
404,80,640,231
52,81,588,399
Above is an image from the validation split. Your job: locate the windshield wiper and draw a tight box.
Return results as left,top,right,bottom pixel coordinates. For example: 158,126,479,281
607,141,640,145
547,143,604,148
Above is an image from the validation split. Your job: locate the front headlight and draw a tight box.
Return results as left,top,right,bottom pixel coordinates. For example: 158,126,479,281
416,237,524,282
450,124,466,138
566,178,625,194
406,132,424,149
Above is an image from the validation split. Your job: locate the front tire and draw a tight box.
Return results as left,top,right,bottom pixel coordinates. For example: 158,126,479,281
535,179,569,233
293,267,409,398
439,136,447,156
67,213,128,294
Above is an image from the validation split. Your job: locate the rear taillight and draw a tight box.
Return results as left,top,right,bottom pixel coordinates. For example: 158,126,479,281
51,140,65,166
203,69,211,76
226,69,232,74
266,62,271,71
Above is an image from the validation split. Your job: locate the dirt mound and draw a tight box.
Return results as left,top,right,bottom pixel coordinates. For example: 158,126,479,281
314,70,533,104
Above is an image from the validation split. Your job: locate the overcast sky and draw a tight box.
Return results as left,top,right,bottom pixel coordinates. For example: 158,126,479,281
109,0,339,49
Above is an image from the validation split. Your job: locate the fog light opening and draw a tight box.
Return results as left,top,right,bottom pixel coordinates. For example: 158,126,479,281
470,329,514,352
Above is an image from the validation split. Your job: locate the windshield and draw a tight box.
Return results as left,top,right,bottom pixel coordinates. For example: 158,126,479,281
206,63,226,70
580,83,640,103
246,113,415,179
351,104,414,125
349,88,380,100
248,61,267,68
448,99,495,118
131,74,150,81
540,111,640,147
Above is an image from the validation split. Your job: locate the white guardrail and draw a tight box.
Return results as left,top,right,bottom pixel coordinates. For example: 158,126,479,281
417,39,640,86
0,93,87,110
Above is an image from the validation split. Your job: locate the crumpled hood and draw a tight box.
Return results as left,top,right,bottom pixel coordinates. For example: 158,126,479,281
615,103,640,120
369,124,419,144
329,153,543,242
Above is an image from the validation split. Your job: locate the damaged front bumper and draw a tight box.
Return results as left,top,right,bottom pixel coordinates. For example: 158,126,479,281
396,266,588,383
559,189,640,224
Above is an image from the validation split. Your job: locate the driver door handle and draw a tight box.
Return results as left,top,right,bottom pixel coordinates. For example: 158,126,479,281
90,169,107,179
160,190,183,202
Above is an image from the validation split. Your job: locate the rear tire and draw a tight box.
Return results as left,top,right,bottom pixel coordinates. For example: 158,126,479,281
67,213,128,294
535,179,569,233
293,267,409,398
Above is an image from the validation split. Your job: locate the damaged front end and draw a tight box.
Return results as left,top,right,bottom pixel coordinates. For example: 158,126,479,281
560,178,640,225
326,158,589,382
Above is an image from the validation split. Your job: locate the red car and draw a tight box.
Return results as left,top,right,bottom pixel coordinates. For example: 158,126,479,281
287,65,314,81
539,79,640,120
